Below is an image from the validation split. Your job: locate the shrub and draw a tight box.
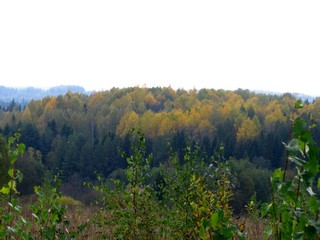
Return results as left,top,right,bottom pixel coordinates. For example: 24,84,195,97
262,100,320,239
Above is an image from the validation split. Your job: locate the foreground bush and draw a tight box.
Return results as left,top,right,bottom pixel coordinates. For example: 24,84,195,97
262,100,320,239
88,129,244,239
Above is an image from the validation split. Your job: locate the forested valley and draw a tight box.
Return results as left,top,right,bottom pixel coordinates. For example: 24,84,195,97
1,87,320,239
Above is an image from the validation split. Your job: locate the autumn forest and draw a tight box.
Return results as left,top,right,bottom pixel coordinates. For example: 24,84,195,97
1,87,320,239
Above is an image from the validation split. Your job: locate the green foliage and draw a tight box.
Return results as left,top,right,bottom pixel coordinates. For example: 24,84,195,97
17,147,45,195
229,158,272,212
245,193,261,222
242,193,263,237
0,197,32,239
0,134,81,239
155,142,242,239
189,172,244,240
0,134,25,196
87,129,161,239
0,133,32,239
262,101,320,239
162,144,205,238
88,130,243,239
30,171,86,239
0,136,10,189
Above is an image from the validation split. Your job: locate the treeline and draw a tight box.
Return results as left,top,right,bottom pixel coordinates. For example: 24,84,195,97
0,87,319,207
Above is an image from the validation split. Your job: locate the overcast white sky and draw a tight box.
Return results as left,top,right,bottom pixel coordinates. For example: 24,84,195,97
0,1,319,96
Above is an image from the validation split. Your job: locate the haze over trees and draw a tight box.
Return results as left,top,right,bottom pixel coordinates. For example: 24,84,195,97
0,85,88,110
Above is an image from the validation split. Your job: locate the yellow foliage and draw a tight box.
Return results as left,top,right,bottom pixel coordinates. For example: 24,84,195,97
171,109,188,131
88,92,105,109
140,110,158,138
117,111,140,138
144,92,157,107
220,93,244,119
236,117,262,142
264,101,287,130
21,106,33,123
158,114,175,136
44,97,57,112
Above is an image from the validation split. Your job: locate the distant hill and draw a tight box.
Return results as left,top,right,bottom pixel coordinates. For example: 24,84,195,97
253,90,316,103
0,85,89,109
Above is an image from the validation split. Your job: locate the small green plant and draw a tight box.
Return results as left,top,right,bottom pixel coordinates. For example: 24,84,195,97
262,100,320,239
0,133,32,239
160,143,206,238
244,193,261,237
88,128,161,239
190,160,246,240
30,171,86,239
0,134,25,197
245,193,261,223
160,142,244,239
0,134,86,239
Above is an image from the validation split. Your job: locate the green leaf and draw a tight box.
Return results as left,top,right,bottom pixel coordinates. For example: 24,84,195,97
8,168,14,177
51,213,60,223
16,170,23,183
295,100,304,108
293,118,306,138
282,210,290,223
34,186,40,194
278,182,294,200
284,139,299,152
272,168,284,180
17,143,26,155
8,136,15,145
317,178,320,189
211,212,219,230
309,195,318,214
292,230,304,240
8,180,17,191
300,130,312,143
261,203,272,217
264,225,272,240
304,224,317,239
199,224,206,239
306,187,316,196
271,168,284,190
306,145,320,176
10,152,18,164
0,186,10,194
289,156,306,167
302,171,315,187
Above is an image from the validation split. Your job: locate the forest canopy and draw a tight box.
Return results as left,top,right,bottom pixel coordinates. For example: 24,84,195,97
0,87,319,206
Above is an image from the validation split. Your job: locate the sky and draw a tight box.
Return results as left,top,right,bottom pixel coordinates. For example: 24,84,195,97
0,1,319,96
